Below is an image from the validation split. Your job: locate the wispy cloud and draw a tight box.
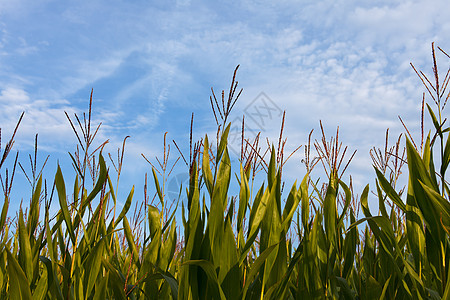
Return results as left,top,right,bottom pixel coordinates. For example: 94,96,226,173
0,86,77,152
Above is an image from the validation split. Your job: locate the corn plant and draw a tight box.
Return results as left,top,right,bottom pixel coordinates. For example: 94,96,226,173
0,43,450,299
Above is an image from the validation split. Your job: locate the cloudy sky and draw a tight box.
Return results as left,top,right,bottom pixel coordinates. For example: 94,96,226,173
1,0,449,212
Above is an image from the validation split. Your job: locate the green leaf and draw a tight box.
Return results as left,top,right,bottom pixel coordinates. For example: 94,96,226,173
73,174,80,207
93,271,109,300
101,258,127,299
324,176,338,246
240,185,270,264
162,200,179,233
405,179,425,275
146,271,179,300
441,131,450,176
208,145,233,274
281,181,300,233
72,153,109,232
68,152,83,179
221,263,241,299
218,209,239,284
217,123,231,164
84,153,108,207
443,260,450,299
336,277,356,300
0,194,9,232
55,165,76,246
300,173,310,231
247,184,265,239
267,146,276,188
182,260,226,300
6,249,32,300
419,181,450,228
160,219,177,272
337,180,352,227
363,275,382,300
123,216,140,268
113,185,134,227
259,169,285,288
240,243,278,299
270,242,303,298
215,146,231,209
39,255,63,300
84,239,105,297
28,175,42,236
379,275,391,299
152,167,164,206
32,266,48,300
375,168,406,212
237,164,250,239
145,205,162,266
376,180,389,219
148,205,161,240
202,135,214,196
426,103,441,135
18,208,33,282
342,209,357,279
406,138,442,238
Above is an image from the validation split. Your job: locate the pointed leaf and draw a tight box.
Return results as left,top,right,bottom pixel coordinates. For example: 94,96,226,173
55,165,76,246
152,167,164,206
202,135,214,196
18,208,33,282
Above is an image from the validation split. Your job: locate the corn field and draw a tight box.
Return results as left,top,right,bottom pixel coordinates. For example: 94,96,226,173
1,44,450,299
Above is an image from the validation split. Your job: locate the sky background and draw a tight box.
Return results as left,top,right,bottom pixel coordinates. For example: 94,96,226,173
1,0,450,215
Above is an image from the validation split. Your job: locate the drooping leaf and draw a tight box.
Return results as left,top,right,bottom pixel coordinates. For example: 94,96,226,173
182,260,226,300
113,185,134,228
375,168,406,212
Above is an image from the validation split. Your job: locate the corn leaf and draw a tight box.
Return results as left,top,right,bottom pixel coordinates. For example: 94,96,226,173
113,185,134,227
375,168,406,212
84,239,105,297
6,249,32,300
202,135,214,196
182,260,226,300
28,175,42,236
18,208,33,283
0,195,8,232
92,271,108,300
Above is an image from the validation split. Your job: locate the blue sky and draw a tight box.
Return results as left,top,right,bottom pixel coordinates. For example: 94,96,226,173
1,0,450,214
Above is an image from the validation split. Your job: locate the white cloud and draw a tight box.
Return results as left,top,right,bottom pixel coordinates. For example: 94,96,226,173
0,87,29,103
0,86,78,153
